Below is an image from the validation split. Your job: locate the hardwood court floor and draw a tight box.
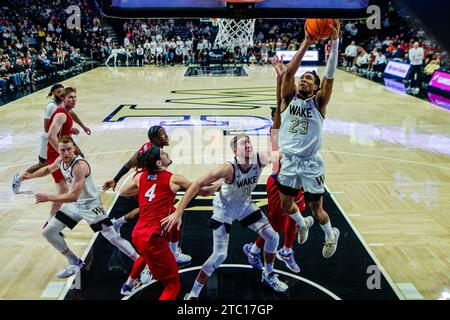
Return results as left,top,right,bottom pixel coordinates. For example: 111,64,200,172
0,65,448,299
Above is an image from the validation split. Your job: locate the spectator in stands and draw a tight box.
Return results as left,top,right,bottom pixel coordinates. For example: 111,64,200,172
424,58,441,80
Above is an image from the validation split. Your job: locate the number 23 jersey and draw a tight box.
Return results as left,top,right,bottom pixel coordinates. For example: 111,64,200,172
279,95,324,159
133,170,176,241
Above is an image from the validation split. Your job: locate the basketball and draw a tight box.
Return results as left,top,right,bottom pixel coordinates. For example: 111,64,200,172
305,18,337,40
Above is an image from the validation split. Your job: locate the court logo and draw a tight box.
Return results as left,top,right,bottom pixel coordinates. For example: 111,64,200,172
366,5,381,30
366,265,381,289
66,5,81,30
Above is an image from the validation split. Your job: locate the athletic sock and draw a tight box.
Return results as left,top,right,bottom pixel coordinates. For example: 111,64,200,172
282,246,293,254
320,221,335,242
191,280,204,297
289,210,306,228
250,243,261,255
169,241,178,254
115,216,126,226
264,262,274,276
64,250,79,265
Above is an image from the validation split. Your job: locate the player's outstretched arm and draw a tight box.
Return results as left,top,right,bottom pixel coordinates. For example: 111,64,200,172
35,160,88,204
317,20,340,114
258,151,272,169
284,35,315,79
102,151,139,191
22,160,60,181
70,111,91,135
281,34,315,113
170,174,219,196
161,164,232,231
271,55,286,131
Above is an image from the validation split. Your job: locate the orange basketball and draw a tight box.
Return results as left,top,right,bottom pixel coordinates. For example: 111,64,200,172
305,19,337,40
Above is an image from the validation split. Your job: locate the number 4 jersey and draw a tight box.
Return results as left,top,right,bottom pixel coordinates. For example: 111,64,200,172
133,170,176,241
279,95,324,159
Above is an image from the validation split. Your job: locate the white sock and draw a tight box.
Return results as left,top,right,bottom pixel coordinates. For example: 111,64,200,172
283,246,292,254
169,242,178,253
264,262,274,276
289,210,306,228
126,277,136,286
115,216,126,227
191,280,204,297
320,221,335,242
64,250,79,265
250,243,261,255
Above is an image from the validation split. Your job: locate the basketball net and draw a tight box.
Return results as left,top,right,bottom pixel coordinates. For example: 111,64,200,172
214,18,256,53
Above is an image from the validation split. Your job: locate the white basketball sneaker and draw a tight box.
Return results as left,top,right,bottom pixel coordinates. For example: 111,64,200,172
140,265,153,285
12,173,22,194
56,259,85,278
297,216,314,244
173,247,192,264
261,272,288,293
184,292,199,300
322,228,340,258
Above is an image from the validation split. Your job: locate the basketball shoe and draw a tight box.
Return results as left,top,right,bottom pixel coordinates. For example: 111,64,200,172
276,249,300,273
56,259,85,278
322,228,340,258
297,216,314,244
242,243,263,270
261,272,288,293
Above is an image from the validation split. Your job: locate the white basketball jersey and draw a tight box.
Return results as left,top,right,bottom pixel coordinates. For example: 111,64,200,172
43,100,59,120
215,153,262,209
279,95,324,159
60,156,101,209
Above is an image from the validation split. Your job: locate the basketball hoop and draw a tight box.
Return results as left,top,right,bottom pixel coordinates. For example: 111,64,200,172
213,0,262,51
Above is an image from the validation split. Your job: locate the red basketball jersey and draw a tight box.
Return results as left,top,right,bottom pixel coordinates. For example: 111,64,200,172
139,141,152,155
132,170,176,241
47,107,73,158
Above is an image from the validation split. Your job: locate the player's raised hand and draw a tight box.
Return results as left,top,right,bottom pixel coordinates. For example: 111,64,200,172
270,55,286,78
161,210,183,232
102,179,117,191
35,193,49,203
330,19,341,41
71,127,80,135
304,27,316,45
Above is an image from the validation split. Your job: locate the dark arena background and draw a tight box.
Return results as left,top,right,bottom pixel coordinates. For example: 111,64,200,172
0,0,449,312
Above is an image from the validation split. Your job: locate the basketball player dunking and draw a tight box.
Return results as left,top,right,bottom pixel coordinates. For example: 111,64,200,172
12,84,91,191
102,125,192,265
243,56,313,274
162,135,288,299
276,21,341,258
119,146,219,299
20,136,139,278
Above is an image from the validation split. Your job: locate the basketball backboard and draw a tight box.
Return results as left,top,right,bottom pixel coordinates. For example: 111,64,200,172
101,0,370,19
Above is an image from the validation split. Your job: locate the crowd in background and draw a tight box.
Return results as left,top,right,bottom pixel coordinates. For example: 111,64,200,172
1,0,448,96
1,0,103,94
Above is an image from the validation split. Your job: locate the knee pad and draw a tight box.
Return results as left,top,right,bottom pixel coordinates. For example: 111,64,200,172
101,226,123,246
201,229,229,276
260,224,279,254
202,250,228,277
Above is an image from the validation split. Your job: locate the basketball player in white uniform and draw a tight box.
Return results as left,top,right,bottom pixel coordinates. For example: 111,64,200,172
20,136,139,278
276,21,341,258
162,135,288,299
12,84,91,193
